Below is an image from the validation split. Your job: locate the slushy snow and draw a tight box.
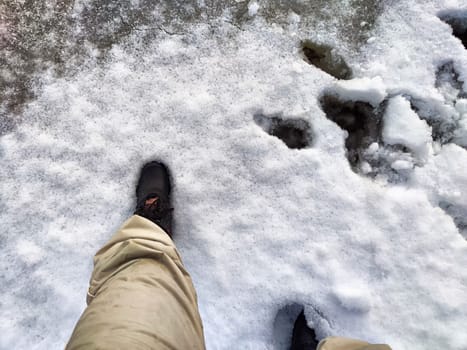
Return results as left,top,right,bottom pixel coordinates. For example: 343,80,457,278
1,0,467,350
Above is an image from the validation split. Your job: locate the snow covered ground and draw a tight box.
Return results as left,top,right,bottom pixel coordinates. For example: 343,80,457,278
1,0,467,349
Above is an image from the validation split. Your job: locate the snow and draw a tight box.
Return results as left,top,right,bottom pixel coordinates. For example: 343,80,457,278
248,1,259,17
367,142,380,155
332,284,372,314
391,159,414,171
360,161,373,174
457,99,467,114
382,95,433,162
454,99,467,147
1,0,467,350
332,77,387,107
16,239,45,266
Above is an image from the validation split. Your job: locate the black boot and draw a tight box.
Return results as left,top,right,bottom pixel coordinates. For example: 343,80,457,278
134,161,173,236
290,311,319,350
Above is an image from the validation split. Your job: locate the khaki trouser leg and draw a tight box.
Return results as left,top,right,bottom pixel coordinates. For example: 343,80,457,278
317,336,392,350
66,215,206,350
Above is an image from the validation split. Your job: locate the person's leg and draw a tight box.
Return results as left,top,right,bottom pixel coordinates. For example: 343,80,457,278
290,312,391,350
66,162,205,350
317,337,391,350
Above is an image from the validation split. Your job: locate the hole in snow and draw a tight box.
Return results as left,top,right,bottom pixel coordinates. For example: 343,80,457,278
319,94,383,171
320,94,421,181
439,10,467,49
254,113,312,149
272,303,304,350
301,40,352,80
439,201,467,240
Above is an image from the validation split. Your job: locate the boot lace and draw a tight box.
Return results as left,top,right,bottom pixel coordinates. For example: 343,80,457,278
135,193,173,225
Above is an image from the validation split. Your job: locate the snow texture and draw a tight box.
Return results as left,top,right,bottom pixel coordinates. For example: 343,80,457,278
248,1,260,17
332,77,387,107
382,95,433,162
1,0,467,350
454,98,467,146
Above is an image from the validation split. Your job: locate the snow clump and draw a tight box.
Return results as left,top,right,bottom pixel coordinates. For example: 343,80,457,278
332,77,387,107
382,95,433,162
